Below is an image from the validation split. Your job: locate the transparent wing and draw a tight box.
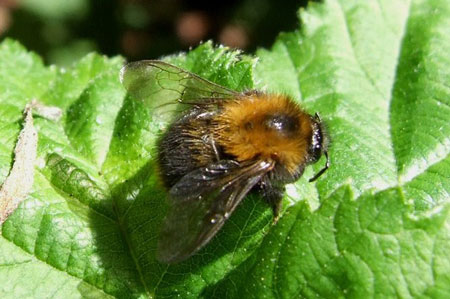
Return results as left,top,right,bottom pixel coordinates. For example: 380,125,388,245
157,159,275,264
120,60,239,122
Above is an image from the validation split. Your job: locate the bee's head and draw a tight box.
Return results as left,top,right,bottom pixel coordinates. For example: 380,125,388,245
308,113,330,182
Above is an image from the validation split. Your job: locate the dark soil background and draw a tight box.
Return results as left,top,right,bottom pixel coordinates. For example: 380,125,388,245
0,0,309,66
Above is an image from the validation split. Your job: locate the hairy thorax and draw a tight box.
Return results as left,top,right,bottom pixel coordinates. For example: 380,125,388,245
213,93,313,175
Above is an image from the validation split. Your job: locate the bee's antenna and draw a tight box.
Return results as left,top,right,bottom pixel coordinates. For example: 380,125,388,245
308,151,329,182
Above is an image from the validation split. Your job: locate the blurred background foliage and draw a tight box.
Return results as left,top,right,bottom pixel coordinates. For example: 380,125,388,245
0,0,308,66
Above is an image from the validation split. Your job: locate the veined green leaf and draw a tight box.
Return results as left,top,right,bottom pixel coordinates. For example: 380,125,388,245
1,0,449,297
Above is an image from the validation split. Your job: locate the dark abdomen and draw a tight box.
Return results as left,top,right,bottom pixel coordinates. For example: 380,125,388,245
157,108,217,188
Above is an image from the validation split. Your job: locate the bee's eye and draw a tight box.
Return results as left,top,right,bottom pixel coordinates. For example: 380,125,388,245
309,122,323,162
263,114,298,136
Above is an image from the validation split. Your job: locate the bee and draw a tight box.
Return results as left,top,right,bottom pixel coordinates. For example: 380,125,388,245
120,60,330,263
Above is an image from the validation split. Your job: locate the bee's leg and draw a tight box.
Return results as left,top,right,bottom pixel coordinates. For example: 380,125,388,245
259,177,284,223
210,137,221,161
268,189,284,223
201,134,221,161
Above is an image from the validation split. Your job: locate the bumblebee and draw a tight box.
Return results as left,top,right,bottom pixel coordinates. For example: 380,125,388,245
120,60,330,263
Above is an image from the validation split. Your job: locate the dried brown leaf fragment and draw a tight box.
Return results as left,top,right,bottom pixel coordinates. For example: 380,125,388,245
0,104,38,224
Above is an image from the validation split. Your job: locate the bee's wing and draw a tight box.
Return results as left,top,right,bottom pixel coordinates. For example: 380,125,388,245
120,60,239,122
157,159,275,264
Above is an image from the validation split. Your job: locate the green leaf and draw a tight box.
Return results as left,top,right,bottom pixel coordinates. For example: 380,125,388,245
1,0,450,297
